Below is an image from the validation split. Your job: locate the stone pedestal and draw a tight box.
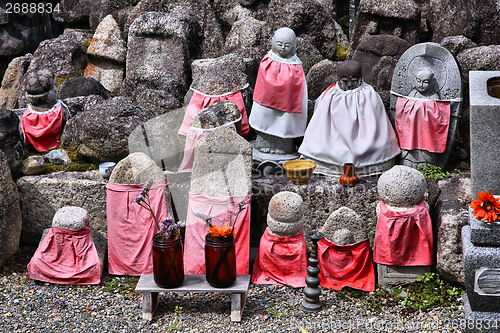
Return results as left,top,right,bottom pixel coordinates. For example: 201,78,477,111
463,216,500,332
377,264,430,286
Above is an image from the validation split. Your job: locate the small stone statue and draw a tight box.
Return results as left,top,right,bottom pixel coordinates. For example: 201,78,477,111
299,60,400,176
408,68,440,100
249,27,307,156
21,68,70,152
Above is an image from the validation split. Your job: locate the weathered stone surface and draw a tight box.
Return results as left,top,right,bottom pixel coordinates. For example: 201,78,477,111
0,109,24,172
192,101,241,130
87,14,127,63
435,173,471,285
267,191,304,237
190,127,252,197
0,150,22,268
468,71,500,198
60,96,156,164
22,156,46,175
84,59,124,94
305,59,337,100
89,0,140,30
124,0,224,59
266,0,348,59
121,12,188,114
16,171,107,245
61,95,106,118
321,207,367,244
378,165,427,209
349,0,420,56
109,152,165,185
0,54,32,110
60,0,92,24
440,35,477,58
59,77,110,100
43,149,71,166
52,206,89,230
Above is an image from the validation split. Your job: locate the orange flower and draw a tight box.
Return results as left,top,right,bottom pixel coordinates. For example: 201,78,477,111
471,191,500,223
207,225,235,237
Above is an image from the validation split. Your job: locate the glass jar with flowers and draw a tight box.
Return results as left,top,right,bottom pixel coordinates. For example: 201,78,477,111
135,179,184,288
471,191,500,224
195,202,245,288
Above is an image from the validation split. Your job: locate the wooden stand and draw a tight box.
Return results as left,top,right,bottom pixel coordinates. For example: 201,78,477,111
135,274,250,322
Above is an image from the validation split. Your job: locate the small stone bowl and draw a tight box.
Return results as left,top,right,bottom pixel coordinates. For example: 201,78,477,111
99,162,116,179
282,160,316,185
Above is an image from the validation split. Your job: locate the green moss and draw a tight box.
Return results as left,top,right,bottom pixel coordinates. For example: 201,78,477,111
55,68,86,89
25,146,97,175
417,164,450,180
334,45,349,61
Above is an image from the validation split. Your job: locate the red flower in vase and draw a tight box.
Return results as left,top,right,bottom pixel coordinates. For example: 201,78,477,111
471,191,500,224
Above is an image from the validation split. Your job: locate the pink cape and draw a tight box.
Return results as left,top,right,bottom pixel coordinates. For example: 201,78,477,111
27,226,101,285
178,123,237,172
373,200,433,266
184,193,251,275
21,102,64,152
395,97,451,153
251,229,308,288
317,238,375,292
178,89,249,136
106,179,170,276
253,54,305,114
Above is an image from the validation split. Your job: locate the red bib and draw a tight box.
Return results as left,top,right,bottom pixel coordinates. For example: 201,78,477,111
21,102,64,152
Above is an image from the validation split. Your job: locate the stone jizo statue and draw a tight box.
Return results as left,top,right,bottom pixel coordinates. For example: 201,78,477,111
249,27,308,156
298,60,400,176
408,68,439,100
21,68,70,152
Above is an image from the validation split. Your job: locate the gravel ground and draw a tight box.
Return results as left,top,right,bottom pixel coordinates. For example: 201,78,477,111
0,246,466,333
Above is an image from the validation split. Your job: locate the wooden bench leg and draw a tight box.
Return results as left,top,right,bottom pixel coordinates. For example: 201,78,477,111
142,292,159,320
230,292,247,322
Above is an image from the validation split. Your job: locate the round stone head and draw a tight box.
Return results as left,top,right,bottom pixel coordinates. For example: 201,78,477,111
271,27,297,59
337,60,362,91
414,68,435,95
22,68,56,106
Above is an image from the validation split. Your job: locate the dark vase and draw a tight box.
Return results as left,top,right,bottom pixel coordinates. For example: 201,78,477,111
339,162,359,187
152,233,184,288
204,234,237,288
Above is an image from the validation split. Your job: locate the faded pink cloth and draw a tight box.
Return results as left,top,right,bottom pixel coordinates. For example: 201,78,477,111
27,226,101,285
184,193,251,275
395,97,450,153
21,102,64,152
251,229,308,288
253,53,305,114
178,123,237,172
178,88,249,136
374,200,433,266
106,179,169,276
317,238,375,292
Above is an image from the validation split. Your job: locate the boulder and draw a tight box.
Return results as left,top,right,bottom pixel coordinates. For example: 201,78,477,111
305,59,337,100
266,0,348,59
61,94,106,118
0,150,22,268
16,171,107,245
60,0,92,24
440,35,477,58
435,173,471,285
87,14,127,63
21,156,46,175
59,77,110,100
0,54,32,110
89,0,140,31
60,96,156,163
0,109,24,172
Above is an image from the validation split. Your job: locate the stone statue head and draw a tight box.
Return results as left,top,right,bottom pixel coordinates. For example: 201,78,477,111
337,60,362,91
22,68,57,107
413,68,435,96
271,27,297,59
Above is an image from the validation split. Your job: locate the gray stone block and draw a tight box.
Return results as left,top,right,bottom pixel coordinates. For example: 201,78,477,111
462,225,500,313
463,293,500,333
470,208,500,247
469,71,500,198
376,264,430,286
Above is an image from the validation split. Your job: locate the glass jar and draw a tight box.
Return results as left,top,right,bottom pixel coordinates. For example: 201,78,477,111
204,234,237,288
152,233,184,288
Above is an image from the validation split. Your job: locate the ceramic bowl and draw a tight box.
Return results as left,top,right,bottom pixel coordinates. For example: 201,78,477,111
99,162,116,179
282,160,316,185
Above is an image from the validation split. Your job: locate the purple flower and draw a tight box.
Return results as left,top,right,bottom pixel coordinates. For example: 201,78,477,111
134,194,143,203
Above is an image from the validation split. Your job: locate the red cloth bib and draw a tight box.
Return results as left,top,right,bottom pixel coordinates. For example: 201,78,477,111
27,226,101,285
253,54,305,114
184,193,251,275
178,90,249,136
21,102,64,152
251,229,308,288
318,238,375,292
106,179,170,276
373,200,433,266
395,97,450,153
